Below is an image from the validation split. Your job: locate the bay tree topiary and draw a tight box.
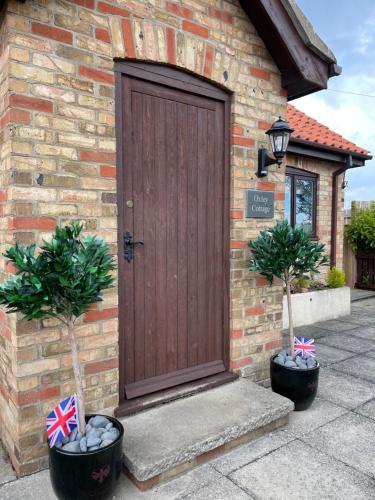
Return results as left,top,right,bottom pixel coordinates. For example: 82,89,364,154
249,220,328,357
0,222,115,433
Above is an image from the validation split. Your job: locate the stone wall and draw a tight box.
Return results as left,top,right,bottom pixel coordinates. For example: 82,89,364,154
0,0,287,475
286,153,345,279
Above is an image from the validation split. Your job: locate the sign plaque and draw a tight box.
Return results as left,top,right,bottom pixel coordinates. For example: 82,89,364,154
246,190,274,218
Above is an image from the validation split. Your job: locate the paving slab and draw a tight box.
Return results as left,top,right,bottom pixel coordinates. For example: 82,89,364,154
332,355,375,383
230,439,375,500
342,313,375,326
318,332,375,353
211,429,293,476
0,443,16,486
292,324,331,339
315,343,356,367
121,379,293,482
345,325,375,340
285,397,347,438
355,398,375,421
318,368,375,409
0,470,54,500
302,412,375,479
309,319,360,333
184,476,251,500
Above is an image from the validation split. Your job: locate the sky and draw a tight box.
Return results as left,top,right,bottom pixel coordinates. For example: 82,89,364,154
293,0,375,207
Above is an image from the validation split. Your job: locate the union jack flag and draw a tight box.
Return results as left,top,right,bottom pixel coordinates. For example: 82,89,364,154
46,395,78,448
293,336,316,358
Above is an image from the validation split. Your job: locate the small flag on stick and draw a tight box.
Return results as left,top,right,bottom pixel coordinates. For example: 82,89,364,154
293,336,316,358
46,394,78,448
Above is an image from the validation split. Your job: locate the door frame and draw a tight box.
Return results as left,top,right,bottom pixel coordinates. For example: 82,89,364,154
114,61,232,410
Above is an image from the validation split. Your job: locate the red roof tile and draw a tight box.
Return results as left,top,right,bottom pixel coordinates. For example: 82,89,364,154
287,104,370,156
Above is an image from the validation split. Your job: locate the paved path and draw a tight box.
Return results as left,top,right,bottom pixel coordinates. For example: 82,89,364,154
2,298,375,499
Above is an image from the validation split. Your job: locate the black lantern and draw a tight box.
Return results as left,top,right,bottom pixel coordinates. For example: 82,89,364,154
257,117,294,177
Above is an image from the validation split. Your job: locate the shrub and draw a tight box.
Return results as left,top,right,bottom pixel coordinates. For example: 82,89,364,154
345,202,375,252
293,277,311,289
249,221,328,358
327,267,345,288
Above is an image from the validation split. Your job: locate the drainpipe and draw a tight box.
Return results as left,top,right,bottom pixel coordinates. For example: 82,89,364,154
330,155,352,267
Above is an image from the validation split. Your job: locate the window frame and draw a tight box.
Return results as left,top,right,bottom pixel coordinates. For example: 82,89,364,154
285,166,318,239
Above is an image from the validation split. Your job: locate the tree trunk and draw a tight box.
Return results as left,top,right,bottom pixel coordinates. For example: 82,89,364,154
285,279,295,358
67,319,86,434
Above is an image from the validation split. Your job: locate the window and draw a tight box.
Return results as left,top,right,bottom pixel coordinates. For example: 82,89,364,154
285,167,317,237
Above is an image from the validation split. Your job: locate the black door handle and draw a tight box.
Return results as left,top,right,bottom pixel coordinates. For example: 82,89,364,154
124,231,144,262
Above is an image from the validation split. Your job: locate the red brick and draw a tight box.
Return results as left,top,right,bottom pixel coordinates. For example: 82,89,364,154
0,383,9,402
232,137,254,147
203,44,214,78
258,120,271,130
230,240,248,249
230,357,253,369
245,306,265,316
0,111,9,129
32,22,72,45
230,329,243,339
232,125,244,136
5,261,17,274
98,1,130,16
79,66,114,85
122,19,136,58
230,210,243,219
280,87,288,97
95,28,111,44
166,27,176,65
80,150,116,164
84,357,118,375
10,109,31,125
100,165,116,177
208,7,233,24
256,276,269,286
8,217,56,230
182,21,209,38
275,192,285,201
265,340,282,351
10,95,53,113
68,0,95,9
66,0,95,8
257,181,275,191
250,67,270,81
167,2,193,19
15,386,61,406
84,307,118,322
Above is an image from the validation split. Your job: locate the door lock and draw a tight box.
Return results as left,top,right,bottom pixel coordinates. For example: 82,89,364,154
124,231,144,262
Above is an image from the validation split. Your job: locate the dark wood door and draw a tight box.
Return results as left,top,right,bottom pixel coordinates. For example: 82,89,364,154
116,63,230,401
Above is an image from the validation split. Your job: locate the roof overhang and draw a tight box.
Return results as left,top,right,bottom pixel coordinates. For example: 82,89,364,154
287,138,372,167
240,0,341,100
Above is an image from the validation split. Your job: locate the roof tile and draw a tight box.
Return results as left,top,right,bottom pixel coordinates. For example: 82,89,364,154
287,104,369,155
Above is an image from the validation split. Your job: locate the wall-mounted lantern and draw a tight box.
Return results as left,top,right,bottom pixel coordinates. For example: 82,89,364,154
257,117,294,177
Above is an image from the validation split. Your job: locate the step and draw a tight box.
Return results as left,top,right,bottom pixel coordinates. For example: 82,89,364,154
120,378,293,490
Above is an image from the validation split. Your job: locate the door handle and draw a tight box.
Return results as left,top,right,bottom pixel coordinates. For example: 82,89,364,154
124,231,144,263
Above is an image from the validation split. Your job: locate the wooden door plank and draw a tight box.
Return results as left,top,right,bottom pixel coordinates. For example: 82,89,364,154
187,105,199,367
166,100,178,373
133,91,146,382
177,102,189,370
143,94,156,380
197,108,209,365
154,98,168,376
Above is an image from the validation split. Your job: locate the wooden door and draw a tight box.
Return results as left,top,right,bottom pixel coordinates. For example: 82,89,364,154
116,63,230,401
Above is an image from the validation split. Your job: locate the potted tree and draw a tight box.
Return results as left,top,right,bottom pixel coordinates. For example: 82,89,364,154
0,222,123,499
249,220,328,410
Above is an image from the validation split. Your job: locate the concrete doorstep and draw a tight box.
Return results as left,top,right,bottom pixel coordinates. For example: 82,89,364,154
120,378,294,490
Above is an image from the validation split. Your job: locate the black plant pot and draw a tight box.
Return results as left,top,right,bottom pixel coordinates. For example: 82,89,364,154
49,414,124,500
270,354,319,411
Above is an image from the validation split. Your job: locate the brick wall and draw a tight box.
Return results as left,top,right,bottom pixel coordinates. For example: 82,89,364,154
286,153,345,277
0,0,287,475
